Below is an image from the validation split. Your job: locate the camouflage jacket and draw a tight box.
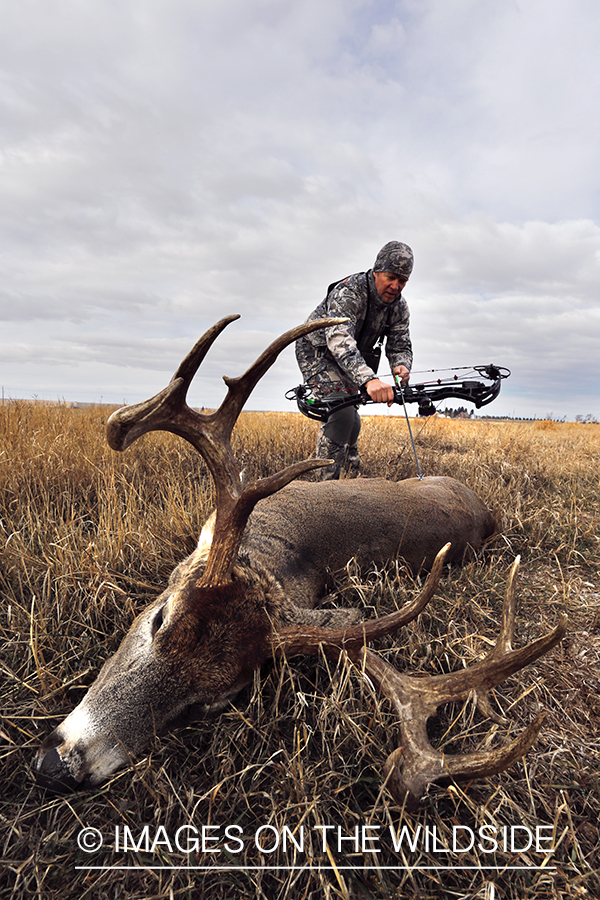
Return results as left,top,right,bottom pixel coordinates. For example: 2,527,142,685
297,270,413,387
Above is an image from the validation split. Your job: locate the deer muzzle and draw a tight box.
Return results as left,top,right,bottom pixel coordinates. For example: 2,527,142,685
35,701,132,791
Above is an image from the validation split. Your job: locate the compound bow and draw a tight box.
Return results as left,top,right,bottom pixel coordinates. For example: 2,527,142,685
286,364,511,422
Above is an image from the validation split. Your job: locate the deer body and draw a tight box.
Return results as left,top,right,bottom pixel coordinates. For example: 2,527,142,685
237,476,495,608
35,316,564,802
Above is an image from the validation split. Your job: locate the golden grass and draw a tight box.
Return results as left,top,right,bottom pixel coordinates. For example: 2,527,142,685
1,402,599,899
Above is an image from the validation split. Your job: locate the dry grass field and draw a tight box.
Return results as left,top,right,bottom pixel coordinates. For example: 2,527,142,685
1,402,599,899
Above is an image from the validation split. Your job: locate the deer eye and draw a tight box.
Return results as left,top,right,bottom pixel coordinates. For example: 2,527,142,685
150,606,165,638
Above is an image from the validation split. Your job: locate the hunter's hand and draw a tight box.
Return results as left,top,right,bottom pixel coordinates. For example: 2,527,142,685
393,365,410,385
365,378,395,405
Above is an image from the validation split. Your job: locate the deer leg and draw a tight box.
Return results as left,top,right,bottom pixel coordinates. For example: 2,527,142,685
280,602,362,628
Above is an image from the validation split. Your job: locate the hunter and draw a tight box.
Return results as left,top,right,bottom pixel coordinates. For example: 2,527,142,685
295,240,413,479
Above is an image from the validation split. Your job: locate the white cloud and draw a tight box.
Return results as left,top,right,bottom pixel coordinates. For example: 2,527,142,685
0,0,598,420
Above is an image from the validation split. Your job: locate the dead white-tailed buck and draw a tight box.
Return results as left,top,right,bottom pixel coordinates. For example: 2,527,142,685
35,316,566,804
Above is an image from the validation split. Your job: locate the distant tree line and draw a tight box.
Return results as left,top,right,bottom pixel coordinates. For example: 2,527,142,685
439,408,598,423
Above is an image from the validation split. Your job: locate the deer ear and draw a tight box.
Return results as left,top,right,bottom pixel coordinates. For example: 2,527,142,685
150,594,176,639
150,604,166,638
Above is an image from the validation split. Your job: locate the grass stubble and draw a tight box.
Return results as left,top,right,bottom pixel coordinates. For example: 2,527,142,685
0,403,599,899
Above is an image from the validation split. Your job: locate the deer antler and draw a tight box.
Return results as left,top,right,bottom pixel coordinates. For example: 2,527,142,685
275,552,566,805
106,316,347,586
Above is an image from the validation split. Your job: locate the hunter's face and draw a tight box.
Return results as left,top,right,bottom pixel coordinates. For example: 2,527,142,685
373,271,408,303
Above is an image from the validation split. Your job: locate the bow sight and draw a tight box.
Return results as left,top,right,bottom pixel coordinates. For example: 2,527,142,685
286,364,511,422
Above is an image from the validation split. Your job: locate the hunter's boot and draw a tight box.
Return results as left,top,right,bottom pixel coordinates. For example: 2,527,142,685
344,443,360,478
315,428,347,480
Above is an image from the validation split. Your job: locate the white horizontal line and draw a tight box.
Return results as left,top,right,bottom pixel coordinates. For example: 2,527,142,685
76,865,557,872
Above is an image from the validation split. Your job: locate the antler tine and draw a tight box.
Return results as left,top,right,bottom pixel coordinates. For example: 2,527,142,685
441,712,547,780
107,315,348,587
107,315,240,453
273,543,450,658
413,564,567,714
174,315,241,394
357,561,567,806
474,554,518,722
381,701,549,807
492,554,519,654
218,319,347,436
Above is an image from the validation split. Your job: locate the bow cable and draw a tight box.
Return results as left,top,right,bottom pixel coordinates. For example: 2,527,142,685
395,374,423,479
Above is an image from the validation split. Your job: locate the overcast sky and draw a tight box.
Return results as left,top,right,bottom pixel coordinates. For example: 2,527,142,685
1,0,599,420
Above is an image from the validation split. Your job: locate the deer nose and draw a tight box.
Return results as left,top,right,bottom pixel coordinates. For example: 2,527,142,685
35,733,83,792
36,746,80,792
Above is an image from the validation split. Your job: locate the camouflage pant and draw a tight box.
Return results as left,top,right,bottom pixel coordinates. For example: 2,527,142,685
295,349,362,480
315,428,360,480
